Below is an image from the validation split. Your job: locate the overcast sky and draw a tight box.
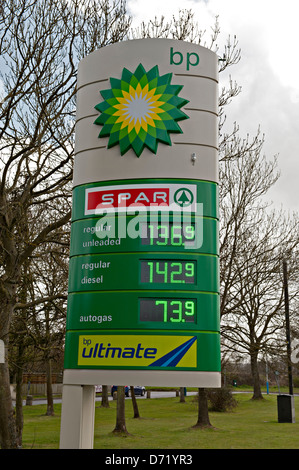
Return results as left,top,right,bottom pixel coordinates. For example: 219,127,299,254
127,0,299,213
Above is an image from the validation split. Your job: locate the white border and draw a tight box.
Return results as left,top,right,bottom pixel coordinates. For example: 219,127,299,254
63,369,221,388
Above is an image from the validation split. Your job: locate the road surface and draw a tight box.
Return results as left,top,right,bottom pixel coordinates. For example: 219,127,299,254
24,390,195,406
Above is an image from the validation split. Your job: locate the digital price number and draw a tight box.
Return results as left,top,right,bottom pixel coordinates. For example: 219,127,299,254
141,223,196,247
139,298,196,323
140,260,195,284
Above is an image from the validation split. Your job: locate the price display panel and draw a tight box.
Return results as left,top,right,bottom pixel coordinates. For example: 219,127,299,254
69,217,218,256
139,298,196,324
67,253,218,293
65,179,220,380
140,260,196,285
66,291,219,332
140,222,196,247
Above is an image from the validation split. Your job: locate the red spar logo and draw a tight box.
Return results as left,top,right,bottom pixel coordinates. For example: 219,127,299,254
86,187,170,213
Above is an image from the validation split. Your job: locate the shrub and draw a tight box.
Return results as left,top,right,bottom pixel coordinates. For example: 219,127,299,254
292,376,299,388
207,387,237,412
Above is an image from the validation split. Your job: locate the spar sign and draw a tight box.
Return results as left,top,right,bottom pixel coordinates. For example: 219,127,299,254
84,183,196,215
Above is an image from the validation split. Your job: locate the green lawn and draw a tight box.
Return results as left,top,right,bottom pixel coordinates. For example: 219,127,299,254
21,393,299,450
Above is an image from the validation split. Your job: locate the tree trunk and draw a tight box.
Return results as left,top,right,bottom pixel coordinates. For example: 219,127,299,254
113,386,129,434
0,361,17,448
101,385,110,408
45,359,54,416
0,294,18,449
130,386,140,418
192,388,212,428
179,387,186,403
250,350,263,400
15,344,24,447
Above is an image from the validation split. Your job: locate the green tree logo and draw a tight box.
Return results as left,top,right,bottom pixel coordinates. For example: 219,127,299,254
174,188,194,207
94,64,189,157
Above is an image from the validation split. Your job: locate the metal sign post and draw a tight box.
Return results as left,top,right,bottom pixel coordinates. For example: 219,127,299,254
60,39,220,448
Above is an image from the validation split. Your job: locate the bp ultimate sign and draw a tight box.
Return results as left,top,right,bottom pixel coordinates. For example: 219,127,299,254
62,39,220,399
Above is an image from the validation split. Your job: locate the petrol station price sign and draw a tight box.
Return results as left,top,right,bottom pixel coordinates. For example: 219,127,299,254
63,39,221,387
64,178,220,377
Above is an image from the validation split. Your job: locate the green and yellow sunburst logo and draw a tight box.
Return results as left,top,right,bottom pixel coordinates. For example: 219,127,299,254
94,64,189,157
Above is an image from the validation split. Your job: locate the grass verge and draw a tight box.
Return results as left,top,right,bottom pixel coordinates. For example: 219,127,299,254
21,393,299,449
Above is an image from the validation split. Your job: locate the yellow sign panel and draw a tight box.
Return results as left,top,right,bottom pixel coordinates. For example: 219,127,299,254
78,335,197,368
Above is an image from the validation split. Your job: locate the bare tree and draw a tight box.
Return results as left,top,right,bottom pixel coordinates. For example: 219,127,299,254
218,118,299,400
219,137,280,321
131,8,242,430
0,0,131,449
221,207,299,399
1,0,288,446
8,233,69,440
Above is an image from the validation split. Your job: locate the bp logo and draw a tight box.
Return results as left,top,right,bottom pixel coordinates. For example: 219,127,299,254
94,63,189,157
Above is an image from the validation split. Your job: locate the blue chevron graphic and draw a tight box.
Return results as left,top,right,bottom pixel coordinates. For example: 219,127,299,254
148,337,197,367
